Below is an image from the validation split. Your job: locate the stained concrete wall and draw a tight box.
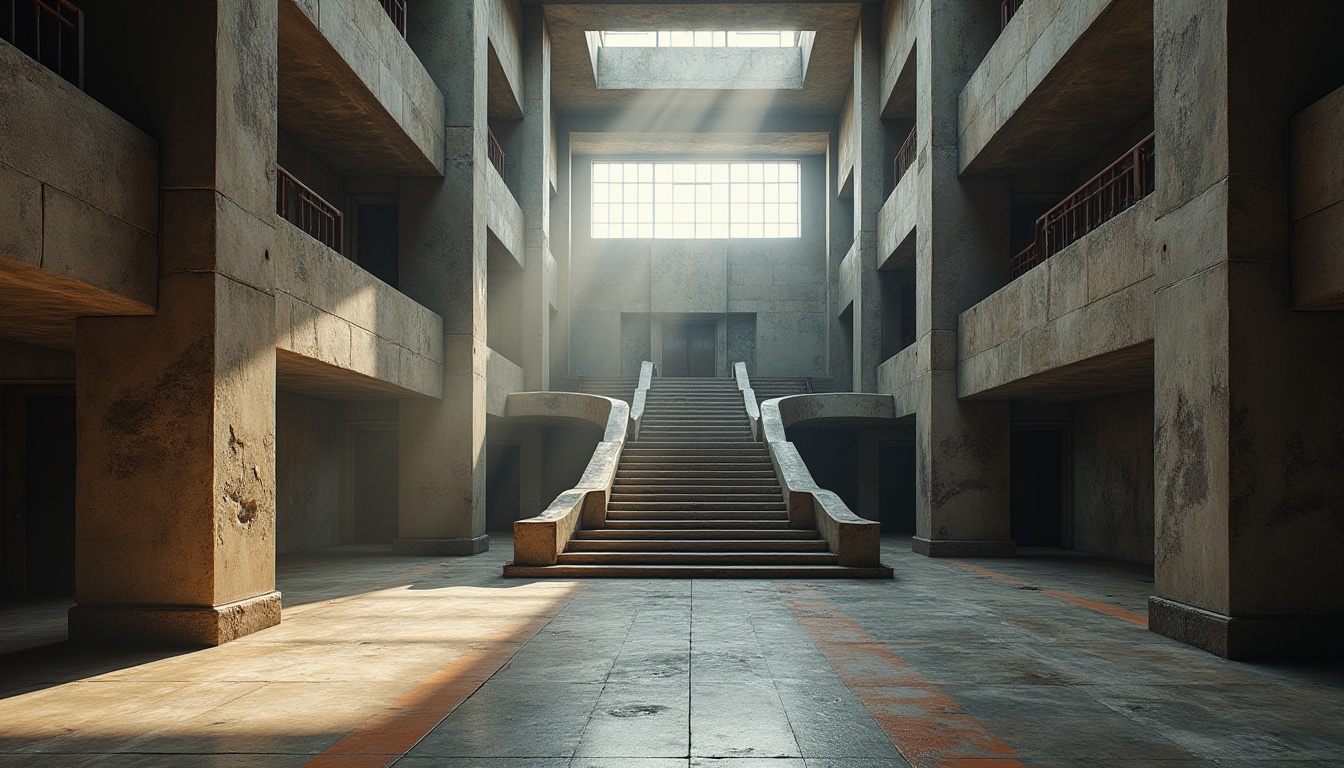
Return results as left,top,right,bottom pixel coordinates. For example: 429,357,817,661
1073,389,1154,564
276,391,343,555
568,154,829,378
1290,83,1344,310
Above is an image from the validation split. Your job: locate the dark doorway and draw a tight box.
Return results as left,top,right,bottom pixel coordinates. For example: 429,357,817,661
486,443,521,533
2,387,76,596
1010,428,1068,547
355,203,399,288
878,442,916,534
351,428,398,543
662,321,715,377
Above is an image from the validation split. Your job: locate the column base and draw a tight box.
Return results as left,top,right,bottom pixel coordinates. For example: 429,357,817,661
911,537,1017,558
393,534,490,556
1148,596,1344,660
69,591,281,647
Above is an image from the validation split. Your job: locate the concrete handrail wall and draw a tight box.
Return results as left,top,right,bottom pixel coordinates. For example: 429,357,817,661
628,360,655,441
759,393,892,567
733,362,761,441
507,392,630,566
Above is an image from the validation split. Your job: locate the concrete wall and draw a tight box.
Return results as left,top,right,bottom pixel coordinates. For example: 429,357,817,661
276,391,343,555
568,154,829,378
595,47,804,90
1073,389,1154,564
1290,83,1344,309
0,41,158,350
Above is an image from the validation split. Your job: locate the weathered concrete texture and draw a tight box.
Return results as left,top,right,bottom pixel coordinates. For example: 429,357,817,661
879,0,917,118
596,47,804,90
69,590,282,647
279,0,445,176
0,42,158,350
1073,389,1154,564
958,197,1156,401
959,0,1153,175
486,347,525,417
1290,83,1344,309
652,242,728,314
275,391,343,555
487,0,524,117
486,161,525,264
1150,2,1344,656
878,168,917,265
274,222,443,399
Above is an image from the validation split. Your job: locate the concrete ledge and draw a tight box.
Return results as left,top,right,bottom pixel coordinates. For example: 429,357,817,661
733,362,760,440
911,537,1017,558
508,392,631,567
1149,597,1344,661
759,395,889,569
69,591,282,647
393,535,490,557
628,361,654,440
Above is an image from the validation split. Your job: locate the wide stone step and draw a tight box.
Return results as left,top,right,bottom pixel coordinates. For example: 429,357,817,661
566,539,828,552
609,492,783,503
622,446,767,455
604,519,791,530
616,470,778,480
608,501,786,512
503,563,895,579
612,481,782,491
555,551,840,566
617,461,773,471
573,528,817,540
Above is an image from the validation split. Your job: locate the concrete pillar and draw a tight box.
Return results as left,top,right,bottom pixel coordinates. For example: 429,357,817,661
519,7,551,391
826,132,854,391
550,128,572,386
1148,0,1344,658
396,0,490,555
71,0,280,644
911,0,1013,557
850,5,884,393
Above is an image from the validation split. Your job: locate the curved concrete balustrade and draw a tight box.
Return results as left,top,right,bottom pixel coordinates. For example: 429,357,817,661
733,362,762,440
758,392,897,567
506,391,630,566
628,360,655,440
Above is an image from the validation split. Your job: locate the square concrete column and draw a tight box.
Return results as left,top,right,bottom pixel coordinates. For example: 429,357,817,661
396,0,491,555
71,0,280,645
910,0,1013,557
550,128,572,386
518,6,552,391
1149,1,1344,658
849,5,885,393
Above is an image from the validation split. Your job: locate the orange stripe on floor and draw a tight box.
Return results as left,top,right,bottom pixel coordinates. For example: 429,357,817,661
945,561,1148,627
777,583,1028,768
303,582,586,768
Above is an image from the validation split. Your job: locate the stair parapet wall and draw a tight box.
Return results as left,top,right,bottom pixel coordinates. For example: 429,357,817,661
506,392,630,565
759,394,895,568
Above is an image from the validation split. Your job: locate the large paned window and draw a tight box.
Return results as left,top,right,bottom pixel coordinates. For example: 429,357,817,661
591,161,801,239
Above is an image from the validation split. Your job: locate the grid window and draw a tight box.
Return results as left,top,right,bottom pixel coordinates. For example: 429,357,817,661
591,161,801,239
600,31,796,48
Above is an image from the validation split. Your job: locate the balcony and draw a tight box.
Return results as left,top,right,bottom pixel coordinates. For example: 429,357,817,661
892,127,916,188
1011,133,1154,279
377,0,406,38
3,0,83,88
277,165,342,252
488,128,507,183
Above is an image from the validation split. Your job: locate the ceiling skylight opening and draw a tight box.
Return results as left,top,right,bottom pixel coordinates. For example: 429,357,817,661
599,31,800,48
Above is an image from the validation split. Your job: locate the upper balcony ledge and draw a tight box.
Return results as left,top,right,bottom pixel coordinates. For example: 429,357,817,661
878,166,917,269
279,0,445,178
486,347,525,418
274,220,443,399
958,0,1152,176
485,162,525,269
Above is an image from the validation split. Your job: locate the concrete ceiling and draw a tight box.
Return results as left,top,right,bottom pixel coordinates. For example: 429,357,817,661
541,3,863,121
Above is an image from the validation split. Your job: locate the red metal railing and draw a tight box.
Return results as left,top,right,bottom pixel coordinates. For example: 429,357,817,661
1001,0,1026,31
378,0,406,38
3,0,83,88
893,127,917,187
277,166,343,252
487,128,506,182
1010,132,1155,279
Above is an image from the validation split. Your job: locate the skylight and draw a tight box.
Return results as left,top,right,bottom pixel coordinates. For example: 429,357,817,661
599,31,799,48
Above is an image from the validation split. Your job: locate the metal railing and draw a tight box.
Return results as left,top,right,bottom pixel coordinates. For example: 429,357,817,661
893,127,917,187
487,128,506,182
377,0,406,38
1001,0,1027,31
4,0,83,88
1010,132,1155,279
276,166,343,252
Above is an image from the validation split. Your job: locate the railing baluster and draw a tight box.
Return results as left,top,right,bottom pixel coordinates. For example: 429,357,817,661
487,128,506,182
276,166,343,252
3,0,83,88
893,127,917,187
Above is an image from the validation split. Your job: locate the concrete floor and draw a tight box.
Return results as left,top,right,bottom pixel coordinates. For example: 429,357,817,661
0,538,1341,767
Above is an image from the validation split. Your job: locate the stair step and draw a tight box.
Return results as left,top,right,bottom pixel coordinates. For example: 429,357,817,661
609,493,783,503
613,481,782,491
556,551,840,566
566,539,829,552
573,528,818,540
607,503,786,513
604,520,792,530
503,563,895,579
616,471,778,480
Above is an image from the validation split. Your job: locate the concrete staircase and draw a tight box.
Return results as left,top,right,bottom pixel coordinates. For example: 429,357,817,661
506,377,890,578
576,376,638,405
